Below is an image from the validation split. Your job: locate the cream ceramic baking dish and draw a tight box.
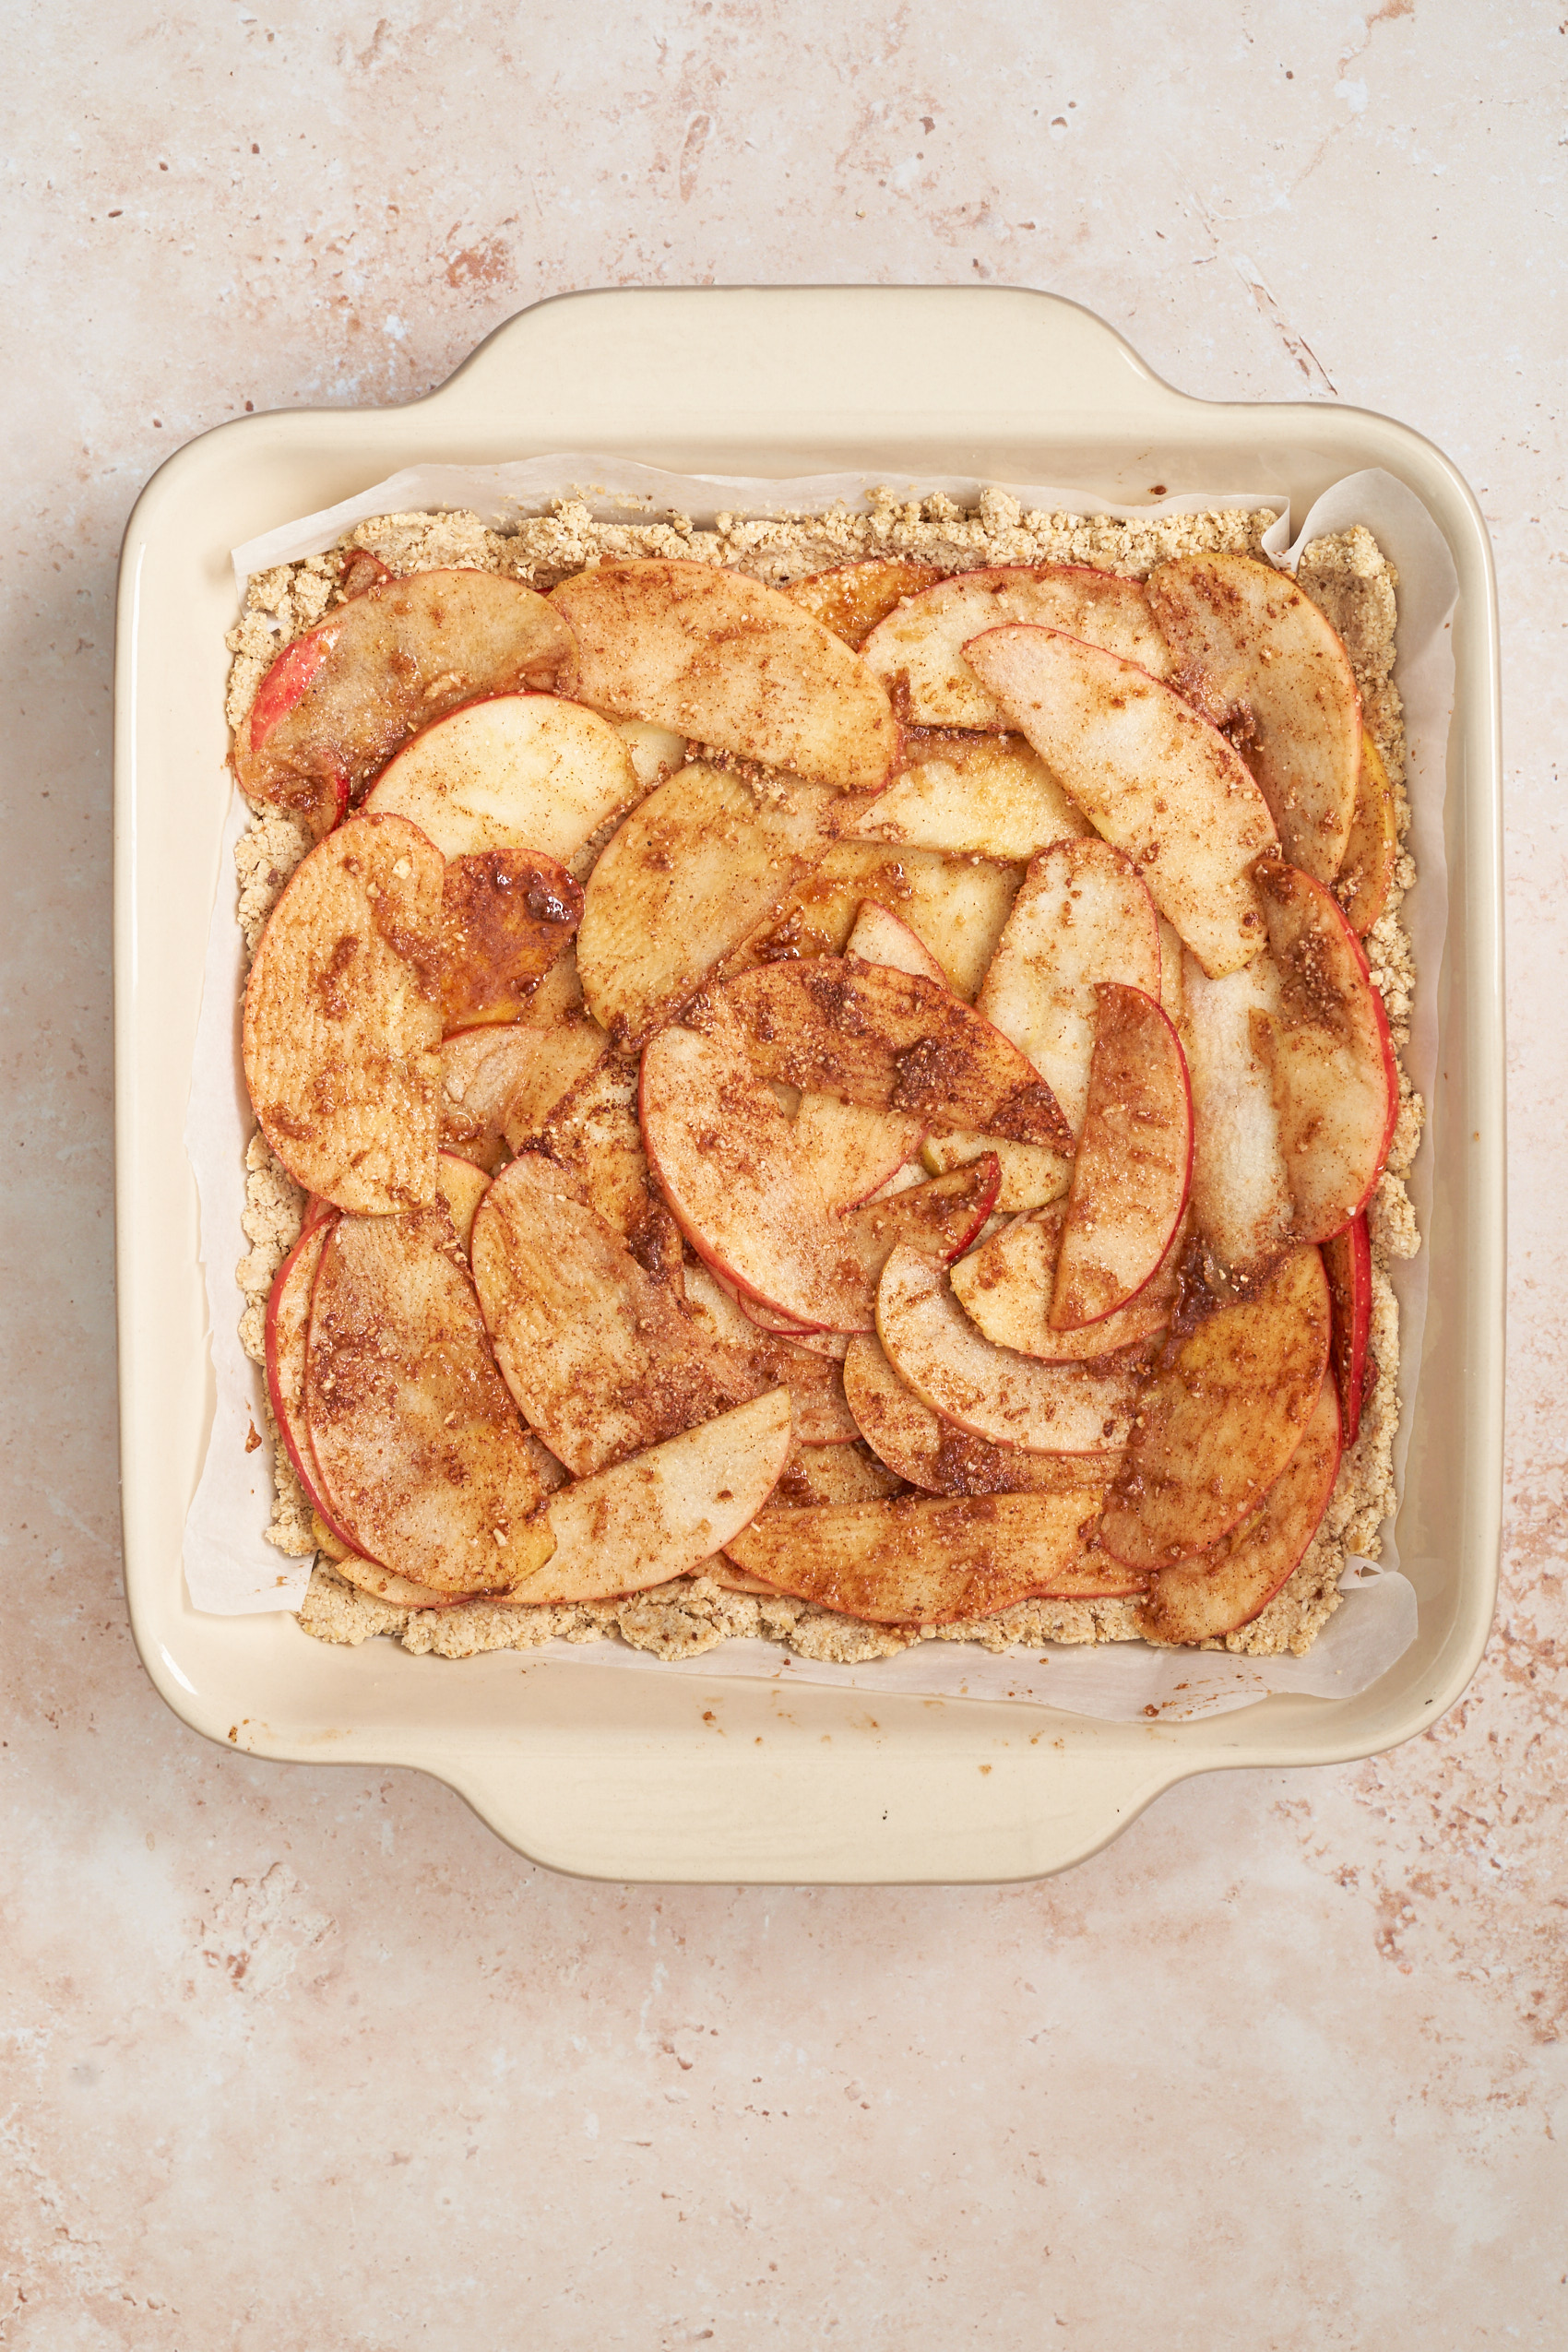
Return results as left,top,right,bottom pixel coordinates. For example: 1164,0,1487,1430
113,286,1503,1883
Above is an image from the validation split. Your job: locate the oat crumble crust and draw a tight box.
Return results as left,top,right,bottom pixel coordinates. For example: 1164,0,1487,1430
222,493,1422,1666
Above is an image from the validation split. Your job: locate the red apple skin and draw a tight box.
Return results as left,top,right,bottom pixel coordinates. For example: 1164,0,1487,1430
1323,1211,1372,1445
262,1218,366,1556
248,630,337,753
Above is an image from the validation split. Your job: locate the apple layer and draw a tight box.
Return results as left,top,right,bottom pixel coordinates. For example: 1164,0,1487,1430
227,497,1420,1664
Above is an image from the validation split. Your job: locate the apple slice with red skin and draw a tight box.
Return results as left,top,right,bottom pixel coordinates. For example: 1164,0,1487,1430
951,1201,1180,1362
243,813,445,1214
708,959,1072,1150
1049,984,1193,1330
851,730,1092,862
303,1206,556,1594
505,1390,794,1606
962,624,1277,978
471,1155,853,1470
1143,1376,1342,1644
641,1015,997,1330
1336,731,1399,936
235,570,574,838
977,838,1161,1140
1146,552,1362,885
876,1243,1147,1455
362,693,641,866
439,847,582,1029
681,1265,859,1443
550,558,900,794
1323,1212,1372,1445
862,564,1173,729
1253,855,1398,1242
725,1489,1143,1626
843,897,946,982
1182,947,1293,1280
576,760,857,1046
264,1213,361,1553
843,1331,1123,1495
782,557,944,648
1099,1241,1332,1570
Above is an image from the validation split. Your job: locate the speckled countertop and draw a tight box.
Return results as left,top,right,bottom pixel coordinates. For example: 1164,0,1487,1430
4,6,1564,2345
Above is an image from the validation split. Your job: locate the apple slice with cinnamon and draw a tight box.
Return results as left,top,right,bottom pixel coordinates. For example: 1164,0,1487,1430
1146,551,1362,884
243,813,445,1213
303,1206,557,1594
510,1390,794,1605
363,693,642,865
551,558,900,794
724,1489,1143,1625
875,1244,1146,1455
1182,948,1293,1280
962,624,1277,978
1253,855,1398,1242
1049,984,1192,1330
851,731,1092,862
236,570,574,837
843,1331,1121,1495
862,564,1173,729
950,1201,1179,1362
1099,1241,1332,1569
783,557,944,647
1142,1376,1341,1644
1324,1212,1373,1445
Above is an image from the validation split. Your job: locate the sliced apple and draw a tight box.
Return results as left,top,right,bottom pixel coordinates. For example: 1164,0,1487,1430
439,848,582,1029
783,557,944,648
533,1052,683,1279
951,1201,1179,1362
1336,730,1399,936
1146,551,1362,884
681,1264,860,1444
576,760,853,1045
641,1016,997,1330
725,1490,1142,1626
1253,855,1398,1241
963,625,1277,978
843,897,946,981
303,1206,556,1594
242,813,444,1213
435,1149,490,1256
862,564,1173,729
977,838,1162,1139
362,692,641,864
551,558,900,793
792,1094,926,1214
851,731,1092,861
439,1011,606,1173
470,1155,774,1473
264,1214,359,1550
875,1243,1146,1455
1143,1375,1341,1644
769,1438,906,1506
1050,985,1192,1329
331,1550,474,1611
1098,1241,1332,1569
235,570,574,837
919,1133,1071,1214
507,1390,793,1605
738,840,1023,1001
614,718,688,793
1323,1211,1373,1446
1182,948,1292,1280
711,960,1072,1149
843,1331,1122,1495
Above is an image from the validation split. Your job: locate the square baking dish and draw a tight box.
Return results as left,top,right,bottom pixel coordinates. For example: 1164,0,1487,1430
114,286,1503,1883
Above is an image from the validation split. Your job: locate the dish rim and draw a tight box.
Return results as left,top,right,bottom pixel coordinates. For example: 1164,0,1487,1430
113,284,1504,1883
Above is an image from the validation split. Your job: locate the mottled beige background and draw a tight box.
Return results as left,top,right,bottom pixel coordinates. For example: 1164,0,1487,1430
4,3,1564,2345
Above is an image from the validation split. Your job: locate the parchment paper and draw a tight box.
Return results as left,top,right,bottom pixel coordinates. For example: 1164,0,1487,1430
188,459,1455,1720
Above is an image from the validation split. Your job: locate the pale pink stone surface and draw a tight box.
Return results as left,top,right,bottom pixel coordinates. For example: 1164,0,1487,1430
3,5,1565,2345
